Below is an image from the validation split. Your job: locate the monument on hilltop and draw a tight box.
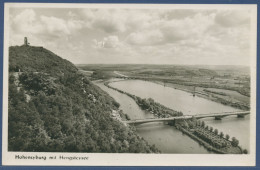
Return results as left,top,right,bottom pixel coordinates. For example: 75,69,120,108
24,37,30,46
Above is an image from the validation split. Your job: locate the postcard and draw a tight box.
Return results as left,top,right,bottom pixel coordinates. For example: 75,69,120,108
2,3,257,166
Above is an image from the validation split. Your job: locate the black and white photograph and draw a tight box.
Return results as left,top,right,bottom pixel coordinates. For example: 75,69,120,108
2,3,257,166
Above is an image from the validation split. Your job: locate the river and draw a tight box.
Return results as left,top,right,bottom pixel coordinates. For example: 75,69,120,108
95,79,250,154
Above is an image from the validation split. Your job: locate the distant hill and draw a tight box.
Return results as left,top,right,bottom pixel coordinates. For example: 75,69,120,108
8,45,158,153
77,64,249,77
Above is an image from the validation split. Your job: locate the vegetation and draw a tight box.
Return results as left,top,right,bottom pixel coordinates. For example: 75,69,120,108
91,71,116,80
8,45,159,153
134,97,183,118
203,89,227,96
9,46,77,75
209,94,249,110
175,117,244,154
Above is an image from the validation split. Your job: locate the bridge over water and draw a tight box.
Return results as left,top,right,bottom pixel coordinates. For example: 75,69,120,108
123,111,250,126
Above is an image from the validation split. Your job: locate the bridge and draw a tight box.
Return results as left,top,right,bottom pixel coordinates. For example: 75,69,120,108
123,111,250,125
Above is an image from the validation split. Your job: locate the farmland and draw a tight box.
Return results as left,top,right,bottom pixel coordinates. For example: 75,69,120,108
77,64,250,110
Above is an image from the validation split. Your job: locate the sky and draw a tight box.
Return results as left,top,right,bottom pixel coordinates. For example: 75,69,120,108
9,7,253,65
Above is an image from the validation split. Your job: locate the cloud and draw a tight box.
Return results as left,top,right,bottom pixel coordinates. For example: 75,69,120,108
9,8,253,65
11,9,43,34
40,16,83,38
126,30,164,46
215,10,250,27
125,12,215,46
162,9,199,20
93,19,126,33
81,9,156,33
82,9,127,33
11,9,84,40
163,12,215,42
103,36,119,48
40,16,71,35
94,35,120,48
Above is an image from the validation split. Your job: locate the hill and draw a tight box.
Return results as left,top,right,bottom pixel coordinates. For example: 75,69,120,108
9,45,77,75
8,45,158,153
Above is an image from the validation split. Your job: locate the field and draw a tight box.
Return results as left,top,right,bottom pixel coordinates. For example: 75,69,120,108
77,64,250,110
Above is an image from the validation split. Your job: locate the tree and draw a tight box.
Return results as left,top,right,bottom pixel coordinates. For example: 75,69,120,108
113,101,120,108
201,121,205,127
243,149,248,154
214,129,218,135
187,120,194,129
225,134,230,140
231,137,239,147
220,132,224,138
182,121,189,129
192,116,196,122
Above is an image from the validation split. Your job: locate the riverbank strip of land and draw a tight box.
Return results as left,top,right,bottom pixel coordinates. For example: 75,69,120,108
146,80,249,111
177,126,242,154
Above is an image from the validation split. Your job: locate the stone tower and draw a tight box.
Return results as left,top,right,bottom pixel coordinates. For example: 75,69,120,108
24,37,29,46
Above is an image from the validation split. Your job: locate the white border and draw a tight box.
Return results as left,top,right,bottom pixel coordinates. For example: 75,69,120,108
2,3,257,166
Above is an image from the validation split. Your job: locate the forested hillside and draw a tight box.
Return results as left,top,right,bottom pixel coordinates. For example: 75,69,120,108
8,45,158,153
